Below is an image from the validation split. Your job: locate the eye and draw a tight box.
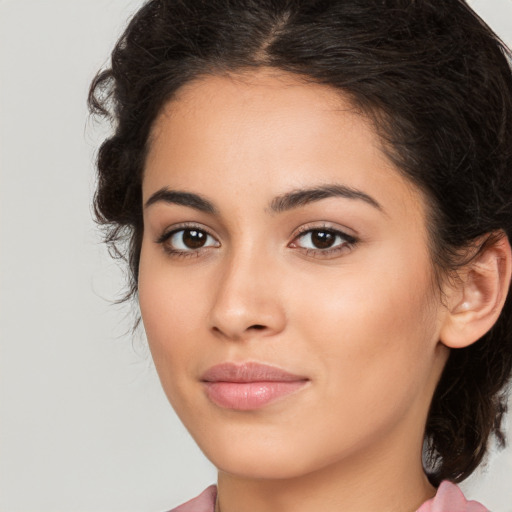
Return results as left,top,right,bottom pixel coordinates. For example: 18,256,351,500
290,227,357,256
157,226,220,256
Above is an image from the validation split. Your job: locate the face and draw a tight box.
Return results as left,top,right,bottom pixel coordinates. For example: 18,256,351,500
139,69,450,480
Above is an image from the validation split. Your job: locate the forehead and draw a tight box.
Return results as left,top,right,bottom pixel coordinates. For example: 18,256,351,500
144,68,424,220
152,69,368,141
172,68,350,114
148,70,358,165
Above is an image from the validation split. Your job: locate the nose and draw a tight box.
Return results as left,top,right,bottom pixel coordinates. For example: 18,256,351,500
208,249,287,341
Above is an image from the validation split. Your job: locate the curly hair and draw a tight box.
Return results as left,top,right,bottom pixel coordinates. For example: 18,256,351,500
88,0,512,485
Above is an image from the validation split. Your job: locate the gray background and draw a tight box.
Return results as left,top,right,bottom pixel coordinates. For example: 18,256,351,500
1,1,511,510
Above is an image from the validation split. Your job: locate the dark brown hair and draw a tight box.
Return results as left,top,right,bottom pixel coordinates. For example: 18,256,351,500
89,0,512,485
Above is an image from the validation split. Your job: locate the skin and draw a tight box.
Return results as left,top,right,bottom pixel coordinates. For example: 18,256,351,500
139,68,455,511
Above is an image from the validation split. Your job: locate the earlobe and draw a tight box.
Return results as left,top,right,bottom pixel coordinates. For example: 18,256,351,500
440,233,512,349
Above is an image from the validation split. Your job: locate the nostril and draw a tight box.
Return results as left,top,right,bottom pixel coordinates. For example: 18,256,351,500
250,324,266,330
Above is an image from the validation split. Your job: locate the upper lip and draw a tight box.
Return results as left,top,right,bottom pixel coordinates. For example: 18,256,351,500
201,362,308,383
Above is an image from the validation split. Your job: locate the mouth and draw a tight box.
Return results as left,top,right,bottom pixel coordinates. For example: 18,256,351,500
200,362,309,411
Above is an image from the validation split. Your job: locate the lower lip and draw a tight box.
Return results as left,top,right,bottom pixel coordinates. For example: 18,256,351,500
203,381,307,410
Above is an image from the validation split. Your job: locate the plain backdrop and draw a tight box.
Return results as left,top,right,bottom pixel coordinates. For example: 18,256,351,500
1,1,511,511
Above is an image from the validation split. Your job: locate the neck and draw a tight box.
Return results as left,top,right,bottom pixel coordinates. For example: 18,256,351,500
215,417,436,512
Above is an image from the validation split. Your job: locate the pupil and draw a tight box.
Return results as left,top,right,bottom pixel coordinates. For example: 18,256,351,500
312,231,335,249
183,229,206,249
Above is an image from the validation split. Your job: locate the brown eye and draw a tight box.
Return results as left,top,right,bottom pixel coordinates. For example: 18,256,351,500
182,229,207,248
292,228,356,253
165,228,219,252
310,230,336,249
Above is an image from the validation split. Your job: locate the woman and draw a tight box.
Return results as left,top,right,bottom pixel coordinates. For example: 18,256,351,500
89,0,512,510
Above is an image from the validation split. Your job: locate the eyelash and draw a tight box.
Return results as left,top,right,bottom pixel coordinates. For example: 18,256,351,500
155,223,358,259
290,224,358,258
156,223,219,259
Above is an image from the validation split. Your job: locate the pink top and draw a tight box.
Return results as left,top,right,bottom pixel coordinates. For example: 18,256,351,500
169,481,488,512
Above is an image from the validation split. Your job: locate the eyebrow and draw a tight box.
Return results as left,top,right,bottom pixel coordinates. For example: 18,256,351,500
144,183,382,215
269,184,382,213
144,188,217,214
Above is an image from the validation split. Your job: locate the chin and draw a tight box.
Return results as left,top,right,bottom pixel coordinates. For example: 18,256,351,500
213,452,310,480
195,428,332,480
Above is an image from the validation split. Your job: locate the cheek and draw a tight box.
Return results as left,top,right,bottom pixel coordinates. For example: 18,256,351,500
138,244,209,398
291,246,440,406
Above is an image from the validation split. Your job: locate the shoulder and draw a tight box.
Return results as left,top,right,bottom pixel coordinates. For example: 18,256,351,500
416,481,489,512
167,485,217,512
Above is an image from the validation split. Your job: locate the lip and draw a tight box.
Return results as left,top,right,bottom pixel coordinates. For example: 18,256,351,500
201,362,309,411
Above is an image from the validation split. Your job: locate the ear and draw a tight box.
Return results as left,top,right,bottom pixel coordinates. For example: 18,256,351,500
440,234,512,349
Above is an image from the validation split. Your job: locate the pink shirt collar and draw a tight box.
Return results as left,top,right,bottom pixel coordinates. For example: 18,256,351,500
169,481,488,512
416,481,489,512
